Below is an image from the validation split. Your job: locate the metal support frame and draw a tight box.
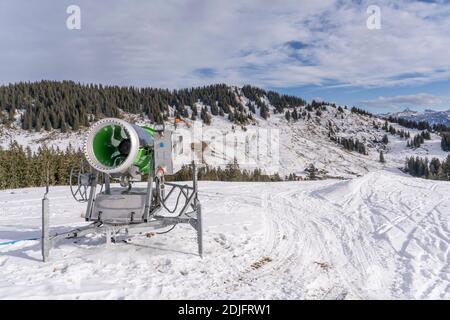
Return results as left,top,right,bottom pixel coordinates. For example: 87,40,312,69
85,168,98,221
42,162,203,262
41,189,50,262
143,164,155,221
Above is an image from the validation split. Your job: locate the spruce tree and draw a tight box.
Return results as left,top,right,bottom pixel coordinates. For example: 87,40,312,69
285,111,291,122
441,132,450,151
379,150,385,163
305,164,318,180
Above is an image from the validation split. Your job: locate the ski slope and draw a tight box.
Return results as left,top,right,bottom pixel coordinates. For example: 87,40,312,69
0,169,448,299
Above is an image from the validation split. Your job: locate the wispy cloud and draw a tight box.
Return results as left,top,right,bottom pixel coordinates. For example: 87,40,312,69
0,0,449,89
360,93,445,110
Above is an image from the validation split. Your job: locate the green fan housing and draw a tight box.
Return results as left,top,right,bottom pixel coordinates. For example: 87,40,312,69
92,124,154,174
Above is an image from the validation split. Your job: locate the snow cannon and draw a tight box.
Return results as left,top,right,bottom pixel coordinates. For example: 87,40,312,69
41,117,203,262
84,118,154,177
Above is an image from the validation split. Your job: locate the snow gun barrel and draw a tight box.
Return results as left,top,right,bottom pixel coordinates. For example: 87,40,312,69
83,118,154,175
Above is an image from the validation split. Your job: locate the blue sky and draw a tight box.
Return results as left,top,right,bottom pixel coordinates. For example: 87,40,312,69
0,0,449,114
273,79,450,113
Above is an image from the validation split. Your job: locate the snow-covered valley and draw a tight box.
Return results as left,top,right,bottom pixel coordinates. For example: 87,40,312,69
0,169,448,299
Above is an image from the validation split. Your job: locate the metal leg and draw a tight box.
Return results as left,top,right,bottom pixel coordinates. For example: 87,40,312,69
197,203,203,258
192,161,198,207
189,162,203,257
105,229,112,245
41,194,50,262
85,171,98,221
104,174,111,194
192,162,203,257
143,171,154,221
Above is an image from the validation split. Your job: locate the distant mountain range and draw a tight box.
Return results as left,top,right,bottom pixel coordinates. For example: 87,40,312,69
384,108,450,126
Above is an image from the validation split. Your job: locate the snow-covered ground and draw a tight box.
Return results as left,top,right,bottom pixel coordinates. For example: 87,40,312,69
0,169,448,299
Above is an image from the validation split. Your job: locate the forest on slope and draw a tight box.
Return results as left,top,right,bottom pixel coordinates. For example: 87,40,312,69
0,142,284,190
0,81,307,131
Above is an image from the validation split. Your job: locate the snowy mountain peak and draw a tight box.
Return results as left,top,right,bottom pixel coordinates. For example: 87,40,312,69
387,108,450,126
402,107,416,113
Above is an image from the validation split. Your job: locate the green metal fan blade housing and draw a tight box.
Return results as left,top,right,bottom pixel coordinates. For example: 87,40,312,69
91,124,154,174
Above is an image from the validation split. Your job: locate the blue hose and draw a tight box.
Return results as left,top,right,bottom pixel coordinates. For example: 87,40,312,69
0,238,39,246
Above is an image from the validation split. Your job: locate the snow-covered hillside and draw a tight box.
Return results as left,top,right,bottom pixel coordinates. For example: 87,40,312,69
0,169,448,299
1,95,447,179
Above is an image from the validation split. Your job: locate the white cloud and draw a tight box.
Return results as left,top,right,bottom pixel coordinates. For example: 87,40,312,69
0,0,449,89
360,93,445,109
